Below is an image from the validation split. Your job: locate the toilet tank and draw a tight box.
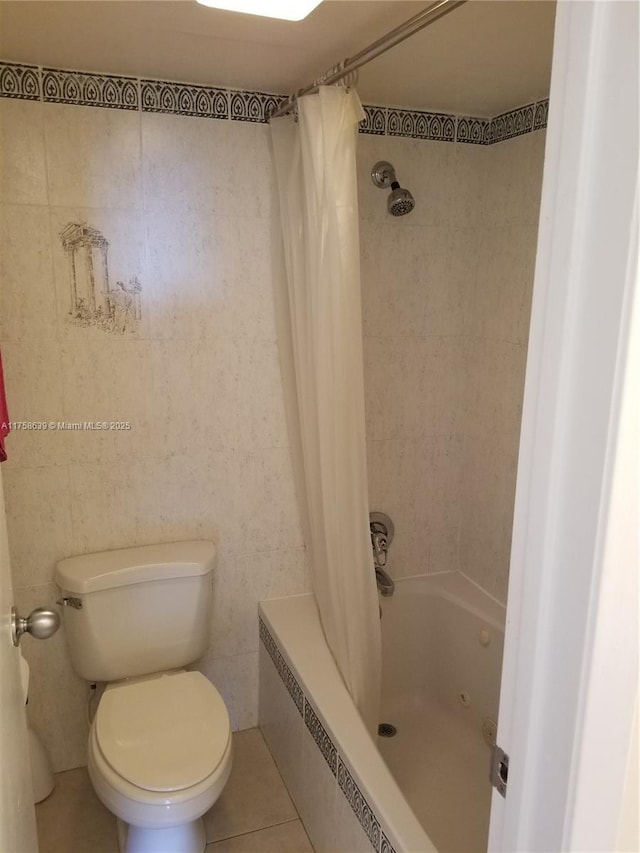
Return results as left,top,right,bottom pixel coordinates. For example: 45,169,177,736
55,541,215,682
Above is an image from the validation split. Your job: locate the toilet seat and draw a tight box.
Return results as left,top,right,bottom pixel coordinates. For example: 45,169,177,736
95,671,231,793
88,722,233,830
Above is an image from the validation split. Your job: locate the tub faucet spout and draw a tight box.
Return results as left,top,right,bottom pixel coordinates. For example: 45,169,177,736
375,567,395,597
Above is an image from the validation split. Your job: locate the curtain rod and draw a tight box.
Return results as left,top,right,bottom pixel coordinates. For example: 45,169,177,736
269,0,467,120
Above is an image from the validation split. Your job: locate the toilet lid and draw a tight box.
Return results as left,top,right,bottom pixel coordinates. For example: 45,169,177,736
95,671,230,793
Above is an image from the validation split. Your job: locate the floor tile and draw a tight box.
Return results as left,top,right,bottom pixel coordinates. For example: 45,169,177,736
36,729,305,853
205,820,314,852
36,766,118,853
204,728,298,842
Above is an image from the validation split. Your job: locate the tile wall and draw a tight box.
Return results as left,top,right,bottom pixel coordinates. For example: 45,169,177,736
0,96,310,772
460,131,546,601
359,130,545,601
359,135,482,581
1,61,546,771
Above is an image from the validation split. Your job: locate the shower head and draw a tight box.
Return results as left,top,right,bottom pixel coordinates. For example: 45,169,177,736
371,160,415,217
387,185,415,217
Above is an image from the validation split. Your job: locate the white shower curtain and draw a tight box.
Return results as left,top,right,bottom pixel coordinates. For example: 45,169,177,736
271,86,381,732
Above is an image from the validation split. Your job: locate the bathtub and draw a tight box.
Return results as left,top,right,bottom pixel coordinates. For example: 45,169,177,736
258,571,505,853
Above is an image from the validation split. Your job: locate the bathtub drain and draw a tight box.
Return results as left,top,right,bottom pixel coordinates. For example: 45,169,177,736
378,722,397,738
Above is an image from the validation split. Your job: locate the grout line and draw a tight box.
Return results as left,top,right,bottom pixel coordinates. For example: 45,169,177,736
208,817,303,846
257,728,305,821
37,67,77,549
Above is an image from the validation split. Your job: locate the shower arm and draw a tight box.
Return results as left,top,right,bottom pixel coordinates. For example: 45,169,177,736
269,0,467,119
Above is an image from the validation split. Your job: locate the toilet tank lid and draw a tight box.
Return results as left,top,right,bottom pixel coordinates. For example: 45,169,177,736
55,541,216,594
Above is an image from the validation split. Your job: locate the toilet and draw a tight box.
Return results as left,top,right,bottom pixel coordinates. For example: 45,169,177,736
55,541,232,853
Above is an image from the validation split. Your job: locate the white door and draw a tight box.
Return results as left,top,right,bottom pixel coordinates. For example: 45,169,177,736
489,1,639,850
0,466,38,852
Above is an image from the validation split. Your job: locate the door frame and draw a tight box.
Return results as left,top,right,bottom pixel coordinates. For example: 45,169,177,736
489,1,639,849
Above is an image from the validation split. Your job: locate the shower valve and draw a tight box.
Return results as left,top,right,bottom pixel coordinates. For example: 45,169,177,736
369,511,394,568
372,531,388,565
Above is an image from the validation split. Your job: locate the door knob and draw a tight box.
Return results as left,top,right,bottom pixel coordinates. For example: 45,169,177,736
10,606,60,647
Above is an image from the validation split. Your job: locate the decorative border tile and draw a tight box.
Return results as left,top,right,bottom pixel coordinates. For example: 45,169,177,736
0,60,549,145
380,831,398,853
489,102,535,143
141,79,227,118
0,62,40,101
304,700,337,775
534,98,549,131
259,617,278,668
387,108,415,138
259,618,304,715
338,756,382,851
361,104,387,135
388,108,456,142
42,68,138,110
456,115,491,145
230,89,281,123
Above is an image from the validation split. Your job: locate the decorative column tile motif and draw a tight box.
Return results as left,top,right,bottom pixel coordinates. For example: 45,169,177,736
42,68,138,110
304,700,337,776
259,618,304,715
360,104,387,135
338,757,382,852
230,89,281,123
0,62,40,100
456,116,490,145
489,102,535,143
59,222,142,334
533,98,549,130
141,79,228,118
388,108,456,141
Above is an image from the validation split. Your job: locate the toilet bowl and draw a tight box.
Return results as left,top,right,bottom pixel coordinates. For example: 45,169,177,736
88,670,232,853
55,541,232,853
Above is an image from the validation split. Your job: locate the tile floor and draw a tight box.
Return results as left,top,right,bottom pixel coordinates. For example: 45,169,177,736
36,728,314,853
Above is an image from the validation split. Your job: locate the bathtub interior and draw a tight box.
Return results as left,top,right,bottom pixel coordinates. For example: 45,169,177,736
258,570,505,853
378,571,506,853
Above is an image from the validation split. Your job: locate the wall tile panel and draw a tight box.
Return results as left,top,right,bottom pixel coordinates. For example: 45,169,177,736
0,338,68,469
0,99,47,204
43,103,142,209
2,466,73,588
0,205,56,342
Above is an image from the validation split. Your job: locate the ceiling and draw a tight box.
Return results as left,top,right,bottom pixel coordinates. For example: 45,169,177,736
0,0,556,116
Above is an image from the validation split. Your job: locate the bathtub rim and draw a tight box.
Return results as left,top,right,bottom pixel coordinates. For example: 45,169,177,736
259,592,435,853
384,570,506,633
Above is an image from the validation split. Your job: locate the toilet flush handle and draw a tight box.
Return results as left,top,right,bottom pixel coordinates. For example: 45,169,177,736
10,606,60,647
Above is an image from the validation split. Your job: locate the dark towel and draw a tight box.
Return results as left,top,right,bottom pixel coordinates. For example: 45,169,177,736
0,349,10,462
